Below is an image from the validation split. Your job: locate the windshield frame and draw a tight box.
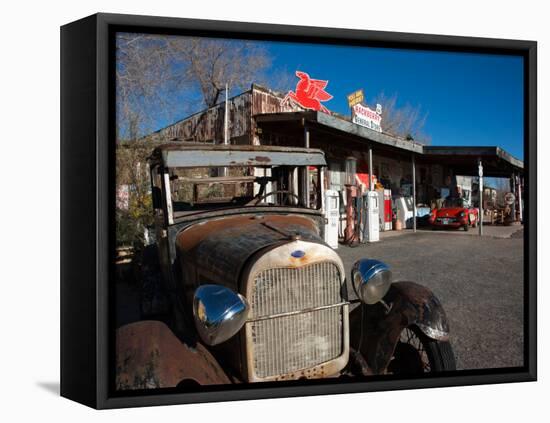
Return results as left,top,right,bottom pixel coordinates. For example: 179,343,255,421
158,163,326,223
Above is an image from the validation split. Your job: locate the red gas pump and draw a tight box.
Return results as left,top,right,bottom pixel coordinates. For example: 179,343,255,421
384,189,392,230
344,184,358,243
344,157,358,244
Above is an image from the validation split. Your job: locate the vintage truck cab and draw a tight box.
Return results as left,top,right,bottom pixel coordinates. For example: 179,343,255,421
116,143,456,389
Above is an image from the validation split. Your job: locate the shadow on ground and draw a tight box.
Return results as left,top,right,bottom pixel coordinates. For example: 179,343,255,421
36,381,60,396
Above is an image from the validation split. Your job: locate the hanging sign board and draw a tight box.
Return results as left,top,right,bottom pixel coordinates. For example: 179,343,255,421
352,103,382,132
347,89,364,108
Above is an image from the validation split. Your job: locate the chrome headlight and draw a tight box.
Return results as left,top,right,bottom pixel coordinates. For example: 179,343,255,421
193,284,249,346
351,259,392,305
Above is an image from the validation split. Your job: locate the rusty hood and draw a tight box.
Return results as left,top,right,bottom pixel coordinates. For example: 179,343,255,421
175,214,324,290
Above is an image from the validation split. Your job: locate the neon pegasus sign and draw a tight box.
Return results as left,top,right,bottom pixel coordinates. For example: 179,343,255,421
281,71,333,114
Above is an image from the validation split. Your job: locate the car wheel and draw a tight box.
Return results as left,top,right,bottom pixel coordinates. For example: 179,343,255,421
463,224,469,231
388,326,457,374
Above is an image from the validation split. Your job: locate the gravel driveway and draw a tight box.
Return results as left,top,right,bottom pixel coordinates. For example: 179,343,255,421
338,229,524,370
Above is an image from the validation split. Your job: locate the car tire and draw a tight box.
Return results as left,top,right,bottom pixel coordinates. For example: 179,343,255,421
463,224,469,231
426,338,457,372
388,326,457,374
417,327,457,372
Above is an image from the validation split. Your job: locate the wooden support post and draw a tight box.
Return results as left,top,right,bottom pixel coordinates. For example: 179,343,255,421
163,169,174,225
511,172,516,220
304,125,310,207
518,175,523,222
368,146,374,192
478,159,483,236
412,154,417,232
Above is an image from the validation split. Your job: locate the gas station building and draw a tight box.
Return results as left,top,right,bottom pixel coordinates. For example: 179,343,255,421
146,84,524,240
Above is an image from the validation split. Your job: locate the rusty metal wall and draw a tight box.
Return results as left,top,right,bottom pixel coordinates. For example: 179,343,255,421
251,86,303,145
150,85,304,146
152,91,253,144
251,85,302,115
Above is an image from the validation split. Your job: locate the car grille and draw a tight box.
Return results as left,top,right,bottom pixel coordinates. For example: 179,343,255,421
249,262,344,379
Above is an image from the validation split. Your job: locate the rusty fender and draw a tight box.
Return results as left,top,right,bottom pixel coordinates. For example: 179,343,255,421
116,320,230,390
350,281,450,375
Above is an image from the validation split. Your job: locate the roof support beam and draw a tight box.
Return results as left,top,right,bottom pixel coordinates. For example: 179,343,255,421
412,154,417,233
478,158,484,236
304,125,310,206
368,146,374,192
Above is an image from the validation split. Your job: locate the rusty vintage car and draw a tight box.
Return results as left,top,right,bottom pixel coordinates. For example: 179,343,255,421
116,143,456,390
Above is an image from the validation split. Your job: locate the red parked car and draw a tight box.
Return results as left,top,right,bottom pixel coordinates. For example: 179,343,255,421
429,198,479,231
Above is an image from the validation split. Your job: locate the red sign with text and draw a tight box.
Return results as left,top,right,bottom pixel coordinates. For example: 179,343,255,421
352,103,382,132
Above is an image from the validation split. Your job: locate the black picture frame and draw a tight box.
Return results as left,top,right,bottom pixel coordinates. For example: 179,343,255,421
60,12,537,409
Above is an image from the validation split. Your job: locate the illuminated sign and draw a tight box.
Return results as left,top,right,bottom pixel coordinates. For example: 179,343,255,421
281,71,333,114
352,103,382,132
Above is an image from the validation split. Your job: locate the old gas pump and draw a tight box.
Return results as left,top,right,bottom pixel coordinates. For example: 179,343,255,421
364,190,380,242
344,157,358,244
324,189,339,249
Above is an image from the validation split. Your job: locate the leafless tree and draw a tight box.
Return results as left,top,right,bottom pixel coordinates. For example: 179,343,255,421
115,34,287,246
116,33,281,141
374,92,431,144
116,34,176,141
167,37,271,108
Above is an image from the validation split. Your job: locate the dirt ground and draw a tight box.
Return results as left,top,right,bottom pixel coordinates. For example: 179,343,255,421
338,227,524,370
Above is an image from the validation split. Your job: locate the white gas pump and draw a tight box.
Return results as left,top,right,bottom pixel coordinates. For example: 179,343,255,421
324,189,339,249
365,190,380,242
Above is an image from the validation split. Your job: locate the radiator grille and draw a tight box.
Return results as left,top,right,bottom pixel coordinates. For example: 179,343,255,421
251,263,342,318
249,262,344,379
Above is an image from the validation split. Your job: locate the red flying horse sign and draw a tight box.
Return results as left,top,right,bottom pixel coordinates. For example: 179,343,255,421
281,71,333,114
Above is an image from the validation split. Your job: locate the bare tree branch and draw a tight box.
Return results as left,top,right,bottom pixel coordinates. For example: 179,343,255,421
374,92,431,144
115,33,280,142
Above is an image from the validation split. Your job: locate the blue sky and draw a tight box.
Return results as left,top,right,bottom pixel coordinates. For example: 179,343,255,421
259,41,524,160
